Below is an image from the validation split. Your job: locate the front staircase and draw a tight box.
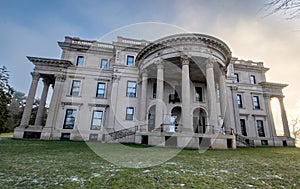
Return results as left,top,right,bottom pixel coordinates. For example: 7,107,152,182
235,134,255,147
107,126,138,140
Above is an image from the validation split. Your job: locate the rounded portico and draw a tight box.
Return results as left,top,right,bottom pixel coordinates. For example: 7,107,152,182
136,33,232,134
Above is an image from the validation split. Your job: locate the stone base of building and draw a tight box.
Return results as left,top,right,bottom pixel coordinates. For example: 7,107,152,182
13,126,295,149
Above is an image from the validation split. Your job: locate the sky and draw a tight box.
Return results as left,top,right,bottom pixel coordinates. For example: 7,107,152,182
1,0,300,130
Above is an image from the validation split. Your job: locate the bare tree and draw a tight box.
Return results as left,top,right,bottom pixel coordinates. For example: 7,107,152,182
291,116,300,142
265,0,300,19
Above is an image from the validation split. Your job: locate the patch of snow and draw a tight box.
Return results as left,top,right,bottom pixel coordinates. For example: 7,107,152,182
92,173,101,177
219,170,229,173
165,162,177,165
143,170,151,173
246,184,254,187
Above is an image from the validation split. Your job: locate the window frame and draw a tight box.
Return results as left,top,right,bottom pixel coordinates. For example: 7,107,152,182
195,87,203,102
63,109,77,129
90,110,103,130
234,73,239,83
240,119,247,136
96,82,106,98
126,107,134,120
76,56,84,67
253,96,260,109
256,120,265,137
100,59,108,70
126,55,134,66
250,75,256,84
70,80,81,96
237,94,243,108
126,81,137,97
152,82,157,99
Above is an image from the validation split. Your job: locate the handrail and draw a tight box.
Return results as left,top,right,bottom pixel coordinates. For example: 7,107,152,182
235,134,255,147
108,126,138,140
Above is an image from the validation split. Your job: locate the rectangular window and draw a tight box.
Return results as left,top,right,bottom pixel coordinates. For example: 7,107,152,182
127,55,134,66
63,109,77,129
240,119,247,136
237,94,243,108
127,81,137,97
253,96,260,109
234,73,239,83
91,111,103,130
96,82,106,98
261,140,268,146
153,82,157,99
89,134,98,141
70,80,81,96
126,107,134,120
256,120,265,137
76,56,84,67
101,59,108,70
195,87,203,102
250,75,256,84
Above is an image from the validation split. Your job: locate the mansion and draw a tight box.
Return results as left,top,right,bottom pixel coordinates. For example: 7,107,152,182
13,33,295,149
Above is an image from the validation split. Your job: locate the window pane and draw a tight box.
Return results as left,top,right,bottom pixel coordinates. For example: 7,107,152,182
234,73,239,83
126,107,134,120
256,120,265,137
63,109,77,129
71,80,80,96
91,111,103,130
76,56,84,67
253,96,260,109
240,119,247,136
153,83,157,99
127,56,134,66
237,94,242,108
101,59,108,69
97,83,106,98
195,87,203,101
250,75,256,84
127,81,136,97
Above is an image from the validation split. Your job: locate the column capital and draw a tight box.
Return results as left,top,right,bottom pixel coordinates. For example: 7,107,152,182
141,70,148,78
155,59,164,69
206,57,217,69
55,74,66,82
180,55,190,65
42,77,51,85
263,94,271,99
31,72,40,81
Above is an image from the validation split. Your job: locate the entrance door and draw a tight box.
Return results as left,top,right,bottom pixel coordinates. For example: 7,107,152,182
148,114,155,131
193,117,199,133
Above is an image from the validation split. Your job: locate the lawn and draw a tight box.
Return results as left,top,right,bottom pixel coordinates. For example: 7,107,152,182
0,138,299,188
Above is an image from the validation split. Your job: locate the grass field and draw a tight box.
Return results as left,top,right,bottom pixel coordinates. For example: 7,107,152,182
0,137,299,188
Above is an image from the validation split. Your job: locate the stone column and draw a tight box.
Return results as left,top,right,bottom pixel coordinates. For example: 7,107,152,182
155,60,164,129
34,78,50,126
20,72,40,126
206,58,218,132
181,55,191,132
219,72,230,133
140,71,148,125
45,75,65,130
264,94,277,139
278,96,290,137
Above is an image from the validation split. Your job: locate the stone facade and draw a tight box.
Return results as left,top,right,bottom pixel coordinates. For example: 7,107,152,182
13,33,295,149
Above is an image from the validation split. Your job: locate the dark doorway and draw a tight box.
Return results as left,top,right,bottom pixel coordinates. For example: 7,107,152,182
148,105,156,132
142,135,148,145
23,131,41,139
283,140,287,147
227,139,233,149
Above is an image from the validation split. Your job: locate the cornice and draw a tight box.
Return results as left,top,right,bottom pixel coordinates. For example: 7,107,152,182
136,33,232,65
27,56,73,68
